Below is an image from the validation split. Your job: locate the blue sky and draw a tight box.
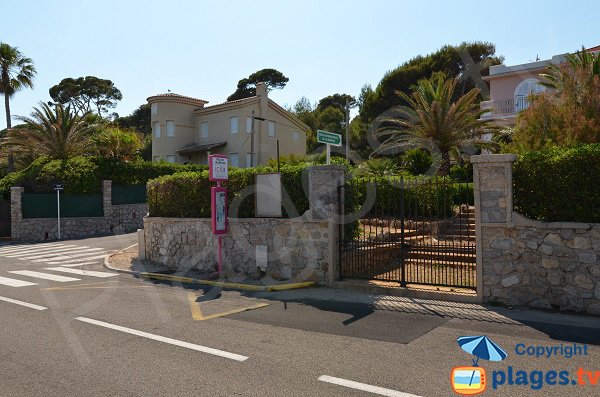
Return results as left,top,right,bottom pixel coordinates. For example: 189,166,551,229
2,0,597,127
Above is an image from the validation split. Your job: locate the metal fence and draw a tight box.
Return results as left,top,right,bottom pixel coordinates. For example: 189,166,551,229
339,176,476,289
22,194,104,218
112,184,147,205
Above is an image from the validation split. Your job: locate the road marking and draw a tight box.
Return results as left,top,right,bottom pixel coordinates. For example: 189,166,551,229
33,250,107,262
47,254,108,265
0,243,69,254
11,247,102,260
57,262,100,267
0,296,47,311
318,376,423,397
187,293,270,321
3,245,80,257
75,317,249,362
44,267,118,278
8,270,81,282
0,276,38,287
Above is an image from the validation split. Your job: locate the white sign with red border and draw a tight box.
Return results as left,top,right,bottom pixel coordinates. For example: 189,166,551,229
209,154,228,181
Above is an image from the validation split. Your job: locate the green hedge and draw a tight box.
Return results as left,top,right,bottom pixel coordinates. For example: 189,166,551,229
0,157,208,199
513,144,600,222
147,165,310,218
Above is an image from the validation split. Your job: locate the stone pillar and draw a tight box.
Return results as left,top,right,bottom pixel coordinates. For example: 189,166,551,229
471,154,517,302
306,165,345,220
306,165,345,286
102,180,112,217
10,187,24,240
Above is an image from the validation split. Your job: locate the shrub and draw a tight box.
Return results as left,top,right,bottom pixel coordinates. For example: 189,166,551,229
402,148,433,175
0,156,208,199
449,163,473,182
513,144,600,222
147,165,310,218
354,158,402,177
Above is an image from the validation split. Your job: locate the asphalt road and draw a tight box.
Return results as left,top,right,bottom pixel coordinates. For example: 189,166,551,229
0,233,598,397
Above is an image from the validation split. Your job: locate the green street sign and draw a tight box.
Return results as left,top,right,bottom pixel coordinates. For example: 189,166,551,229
317,129,342,146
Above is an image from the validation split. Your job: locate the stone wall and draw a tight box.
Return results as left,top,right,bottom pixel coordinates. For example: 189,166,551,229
11,181,147,241
142,165,345,285
144,217,331,283
473,155,600,315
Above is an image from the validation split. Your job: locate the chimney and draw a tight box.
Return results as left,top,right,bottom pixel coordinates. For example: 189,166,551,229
256,82,267,98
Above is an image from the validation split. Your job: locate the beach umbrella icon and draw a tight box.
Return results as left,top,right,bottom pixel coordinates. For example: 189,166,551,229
458,335,507,366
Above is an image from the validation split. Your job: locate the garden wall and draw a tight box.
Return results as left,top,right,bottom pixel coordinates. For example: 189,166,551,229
11,180,147,241
142,166,345,285
473,155,600,315
144,217,331,282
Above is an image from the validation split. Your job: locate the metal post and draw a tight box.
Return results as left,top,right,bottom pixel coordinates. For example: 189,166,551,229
57,190,61,240
326,144,331,165
400,176,406,287
217,180,222,274
276,139,280,172
345,98,350,161
251,110,255,167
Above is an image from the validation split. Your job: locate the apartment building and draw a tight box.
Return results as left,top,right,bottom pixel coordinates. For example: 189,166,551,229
148,82,308,167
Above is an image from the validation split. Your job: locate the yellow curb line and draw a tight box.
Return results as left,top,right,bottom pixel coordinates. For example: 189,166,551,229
187,292,270,320
139,272,315,292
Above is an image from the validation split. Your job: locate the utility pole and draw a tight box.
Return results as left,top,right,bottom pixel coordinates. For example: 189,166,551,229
345,98,350,161
251,110,255,167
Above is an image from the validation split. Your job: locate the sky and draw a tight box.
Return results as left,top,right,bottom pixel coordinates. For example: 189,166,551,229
1,0,597,128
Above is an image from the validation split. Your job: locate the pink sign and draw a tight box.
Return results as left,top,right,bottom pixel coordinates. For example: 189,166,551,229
209,154,228,182
211,186,228,235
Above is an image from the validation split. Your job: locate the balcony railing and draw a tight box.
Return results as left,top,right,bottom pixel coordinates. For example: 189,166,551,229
480,96,531,118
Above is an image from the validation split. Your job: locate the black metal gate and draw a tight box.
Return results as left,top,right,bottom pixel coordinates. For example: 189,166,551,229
339,176,476,289
0,200,10,237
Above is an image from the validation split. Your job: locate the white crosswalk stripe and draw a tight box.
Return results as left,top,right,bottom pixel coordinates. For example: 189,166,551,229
0,243,69,254
9,270,81,282
47,254,109,265
0,275,37,287
15,247,103,260
58,261,100,267
33,250,108,262
45,267,117,278
5,247,102,260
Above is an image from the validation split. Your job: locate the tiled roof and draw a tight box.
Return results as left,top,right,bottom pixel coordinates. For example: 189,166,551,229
176,141,227,154
199,96,258,110
147,93,208,106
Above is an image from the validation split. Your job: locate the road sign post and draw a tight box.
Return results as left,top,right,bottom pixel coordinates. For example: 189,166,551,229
208,155,229,275
53,183,64,239
317,129,342,165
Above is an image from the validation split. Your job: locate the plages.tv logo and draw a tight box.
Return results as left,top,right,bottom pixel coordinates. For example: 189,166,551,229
451,335,508,395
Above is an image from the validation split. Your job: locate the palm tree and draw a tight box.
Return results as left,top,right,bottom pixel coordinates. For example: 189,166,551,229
4,102,96,161
0,42,36,170
92,127,143,160
540,47,600,91
373,72,496,175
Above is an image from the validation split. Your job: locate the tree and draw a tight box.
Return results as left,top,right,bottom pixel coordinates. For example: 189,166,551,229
115,104,151,135
4,102,97,160
0,42,36,170
49,76,123,117
514,48,600,150
374,73,496,175
227,68,289,101
316,93,356,112
360,42,503,123
93,127,143,160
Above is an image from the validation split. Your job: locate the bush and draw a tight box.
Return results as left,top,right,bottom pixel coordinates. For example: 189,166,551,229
0,156,208,199
449,163,473,182
402,148,433,175
147,165,310,218
513,144,600,222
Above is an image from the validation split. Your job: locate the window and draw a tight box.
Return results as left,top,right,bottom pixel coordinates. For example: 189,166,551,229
514,78,546,112
153,122,160,138
246,152,254,168
246,117,252,133
229,152,239,167
151,103,158,115
200,121,208,138
153,155,161,162
292,131,300,141
230,116,239,134
268,121,275,137
166,155,176,163
166,120,176,137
